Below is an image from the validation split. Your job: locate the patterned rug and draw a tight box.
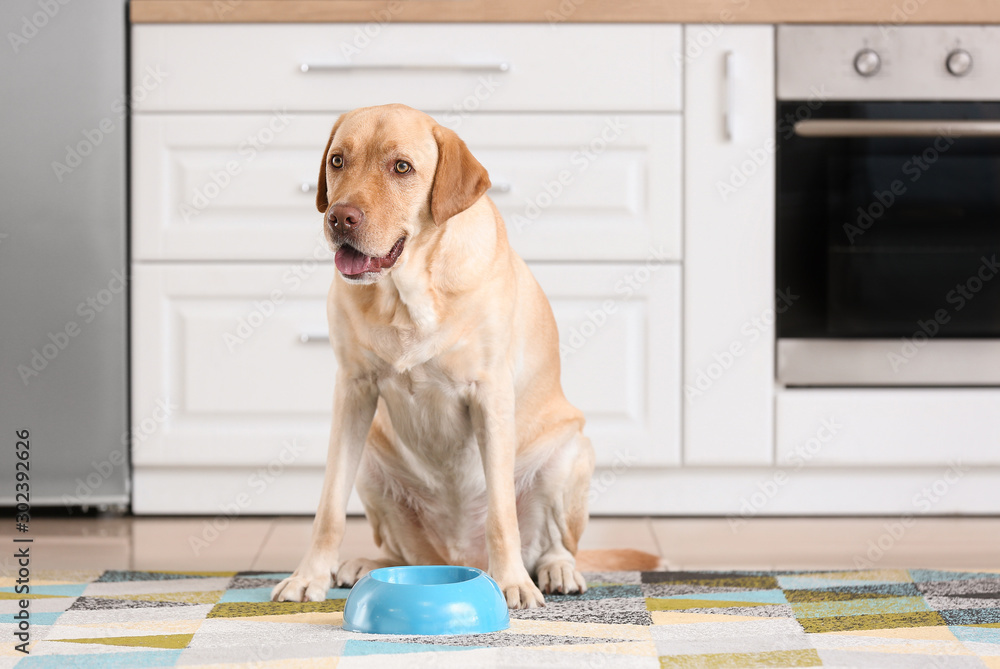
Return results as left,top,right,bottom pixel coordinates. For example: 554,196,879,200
3,569,1000,668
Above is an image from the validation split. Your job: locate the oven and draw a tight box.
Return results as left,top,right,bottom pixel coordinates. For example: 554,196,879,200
776,26,1000,386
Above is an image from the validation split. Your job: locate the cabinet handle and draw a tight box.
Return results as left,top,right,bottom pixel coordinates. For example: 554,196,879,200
298,333,330,344
723,50,736,142
794,119,1000,137
489,182,512,194
300,182,316,193
299,62,511,74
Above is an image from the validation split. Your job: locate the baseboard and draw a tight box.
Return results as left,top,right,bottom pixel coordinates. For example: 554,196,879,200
131,465,1000,516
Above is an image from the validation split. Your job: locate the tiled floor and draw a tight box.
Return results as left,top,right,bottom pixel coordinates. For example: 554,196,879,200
2,515,997,575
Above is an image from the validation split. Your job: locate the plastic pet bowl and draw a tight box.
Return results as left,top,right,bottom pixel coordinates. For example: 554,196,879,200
342,565,510,635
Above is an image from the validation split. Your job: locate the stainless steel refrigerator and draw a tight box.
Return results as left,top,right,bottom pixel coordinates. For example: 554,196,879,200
1,0,129,509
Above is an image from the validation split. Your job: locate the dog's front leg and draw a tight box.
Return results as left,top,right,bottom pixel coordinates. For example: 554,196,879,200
470,375,545,609
271,373,378,602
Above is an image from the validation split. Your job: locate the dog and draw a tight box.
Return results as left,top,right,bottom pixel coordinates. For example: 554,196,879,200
270,104,595,609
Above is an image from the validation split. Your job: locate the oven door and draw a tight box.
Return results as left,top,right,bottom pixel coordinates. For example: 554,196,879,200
776,101,1000,386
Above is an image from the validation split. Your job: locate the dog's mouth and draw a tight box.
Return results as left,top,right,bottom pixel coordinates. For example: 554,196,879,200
334,237,406,279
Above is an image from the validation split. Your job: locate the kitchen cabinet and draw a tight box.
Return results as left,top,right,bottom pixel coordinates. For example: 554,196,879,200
130,23,683,513
133,113,681,262
131,22,998,516
776,389,1000,466
129,263,681,513
683,25,775,465
132,24,682,113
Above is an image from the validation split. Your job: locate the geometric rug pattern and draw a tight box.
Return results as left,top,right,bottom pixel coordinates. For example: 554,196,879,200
3,569,1000,668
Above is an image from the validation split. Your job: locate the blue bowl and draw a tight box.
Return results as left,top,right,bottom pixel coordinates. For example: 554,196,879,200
342,565,510,635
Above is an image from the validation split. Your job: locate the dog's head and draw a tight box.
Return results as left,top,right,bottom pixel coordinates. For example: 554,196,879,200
315,104,491,285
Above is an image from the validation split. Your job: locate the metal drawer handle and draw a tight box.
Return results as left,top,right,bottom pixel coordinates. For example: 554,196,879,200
794,119,1000,138
298,333,330,344
306,181,508,195
300,62,511,74
723,50,735,142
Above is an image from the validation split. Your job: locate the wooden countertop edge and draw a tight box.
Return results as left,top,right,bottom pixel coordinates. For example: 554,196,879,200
130,0,1000,24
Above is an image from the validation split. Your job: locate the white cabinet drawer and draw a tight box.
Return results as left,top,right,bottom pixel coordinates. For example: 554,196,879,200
133,114,680,262
777,389,1000,466
132,24,681,113
534,264,681,467
130,264,338,469
131,263,680,472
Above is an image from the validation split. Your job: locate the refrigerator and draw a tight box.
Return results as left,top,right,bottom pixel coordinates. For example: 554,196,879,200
1,0,129,509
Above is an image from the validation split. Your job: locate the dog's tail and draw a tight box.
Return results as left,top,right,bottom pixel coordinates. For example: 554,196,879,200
575,548,670,572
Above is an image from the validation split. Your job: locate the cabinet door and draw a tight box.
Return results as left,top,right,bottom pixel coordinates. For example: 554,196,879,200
534,264,681,467
132,262,679,513
131,24,681,113
133,114,680,262
683,26,776,465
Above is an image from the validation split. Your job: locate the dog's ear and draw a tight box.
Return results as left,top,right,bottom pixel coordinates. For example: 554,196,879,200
430,125,491,225
316,115,344,213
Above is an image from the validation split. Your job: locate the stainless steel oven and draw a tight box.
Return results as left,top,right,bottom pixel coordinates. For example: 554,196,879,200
776,26,1000,386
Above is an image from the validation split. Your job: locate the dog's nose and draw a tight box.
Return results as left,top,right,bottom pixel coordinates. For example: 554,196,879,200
329,204,364,229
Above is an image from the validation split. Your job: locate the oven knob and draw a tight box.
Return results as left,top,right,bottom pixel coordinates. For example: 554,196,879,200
946,49,973,76
854,49,882,77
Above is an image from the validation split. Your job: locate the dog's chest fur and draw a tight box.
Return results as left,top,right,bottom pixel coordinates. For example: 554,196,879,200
354,281,485,454
364,328,495,565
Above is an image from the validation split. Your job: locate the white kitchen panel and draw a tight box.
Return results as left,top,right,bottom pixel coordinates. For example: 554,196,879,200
130,263,338,471
132,24,682,112
777,388,1000,466
133,465,1000,516
683,25,776,466
131,262,681,512
133,114,680,262
533,263,682,467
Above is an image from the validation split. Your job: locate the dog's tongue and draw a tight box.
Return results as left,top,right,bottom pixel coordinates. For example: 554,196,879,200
335,240,403,276
335,245,376,275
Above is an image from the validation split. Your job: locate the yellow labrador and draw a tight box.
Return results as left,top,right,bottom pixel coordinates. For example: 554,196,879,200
271,104,594,609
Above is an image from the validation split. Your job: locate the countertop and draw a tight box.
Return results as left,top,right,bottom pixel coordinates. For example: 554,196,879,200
130,0,1000,24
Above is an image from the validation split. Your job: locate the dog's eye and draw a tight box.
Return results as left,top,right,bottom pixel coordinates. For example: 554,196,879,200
394,160,411,174
330,155,344,169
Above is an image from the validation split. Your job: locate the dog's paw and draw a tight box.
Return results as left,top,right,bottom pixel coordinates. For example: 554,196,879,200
494,570,546,609
270,568,334,603
536,561,587,595
335,558,389,587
